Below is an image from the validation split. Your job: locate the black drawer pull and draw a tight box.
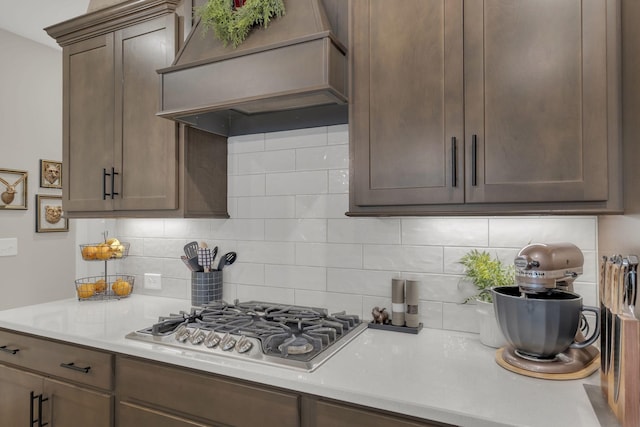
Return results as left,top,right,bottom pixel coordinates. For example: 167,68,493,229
60,362,91,374
110,167,119,199
30,391,49,427
451,136,458,188
0,345,20,355
103,168,110,200
471,134,478,187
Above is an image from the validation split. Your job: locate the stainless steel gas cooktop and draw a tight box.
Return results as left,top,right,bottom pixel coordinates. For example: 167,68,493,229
125,301,366,372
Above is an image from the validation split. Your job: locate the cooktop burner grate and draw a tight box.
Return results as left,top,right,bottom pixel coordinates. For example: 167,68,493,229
125,301,366,371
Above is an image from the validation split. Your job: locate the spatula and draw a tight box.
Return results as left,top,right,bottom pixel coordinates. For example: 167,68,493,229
184,241,199,259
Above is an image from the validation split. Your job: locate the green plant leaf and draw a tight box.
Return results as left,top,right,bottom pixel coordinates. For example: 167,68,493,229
197,0,286,48
459,249,515,303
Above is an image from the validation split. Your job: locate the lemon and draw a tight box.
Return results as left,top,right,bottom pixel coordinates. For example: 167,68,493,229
112,280,132,296
81,246,97,260
94,279,107,293
77,283,95,299
95,244,112,260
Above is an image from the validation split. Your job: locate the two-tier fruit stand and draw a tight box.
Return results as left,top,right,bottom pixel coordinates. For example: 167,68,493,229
75,232,134,300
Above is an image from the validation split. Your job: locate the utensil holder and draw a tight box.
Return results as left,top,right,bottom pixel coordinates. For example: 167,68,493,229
191,271,222,306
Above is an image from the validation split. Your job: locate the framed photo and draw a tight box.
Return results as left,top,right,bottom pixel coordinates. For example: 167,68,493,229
36,194,68,233
40,159,62,189
0,168,28,210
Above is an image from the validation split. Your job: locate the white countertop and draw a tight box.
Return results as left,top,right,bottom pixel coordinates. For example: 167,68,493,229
0,295,602,427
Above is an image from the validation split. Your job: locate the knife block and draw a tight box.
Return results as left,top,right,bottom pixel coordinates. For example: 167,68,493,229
603,313,640,427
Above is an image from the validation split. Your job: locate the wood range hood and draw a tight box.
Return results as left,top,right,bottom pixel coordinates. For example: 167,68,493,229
158,0,348,137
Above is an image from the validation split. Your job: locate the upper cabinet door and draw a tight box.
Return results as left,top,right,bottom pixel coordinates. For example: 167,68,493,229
63,34,115,212
351,0,464,207
464,0,609,203
114,16,179,211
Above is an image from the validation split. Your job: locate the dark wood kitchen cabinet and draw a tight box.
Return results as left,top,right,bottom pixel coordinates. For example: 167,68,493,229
45,0,228,218
0,329,113,426
349,0,622,215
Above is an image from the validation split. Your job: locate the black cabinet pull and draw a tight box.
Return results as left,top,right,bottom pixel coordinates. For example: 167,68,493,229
451,136,458,188
110,167,119,199
60,362,91,374
471,134,478,187
103,168,110,200
30,391,48,427
0,345,19,355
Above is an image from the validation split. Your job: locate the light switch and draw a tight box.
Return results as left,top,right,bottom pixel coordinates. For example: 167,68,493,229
0,238,17,256
144,273,162,290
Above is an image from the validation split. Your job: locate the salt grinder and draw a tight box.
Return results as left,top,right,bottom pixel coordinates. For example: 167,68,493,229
391,278,405,326
405,280,420,328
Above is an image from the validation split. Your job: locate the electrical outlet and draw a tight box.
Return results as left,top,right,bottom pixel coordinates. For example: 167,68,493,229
144,273,162,290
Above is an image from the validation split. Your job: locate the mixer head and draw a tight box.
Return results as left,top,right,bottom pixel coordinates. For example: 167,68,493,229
514,243,584,293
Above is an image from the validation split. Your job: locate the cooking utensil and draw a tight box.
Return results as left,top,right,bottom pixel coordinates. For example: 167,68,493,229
198,247,213,272
212,246,218,265
184,241,199,260
181,255,195,271
217,252,237,271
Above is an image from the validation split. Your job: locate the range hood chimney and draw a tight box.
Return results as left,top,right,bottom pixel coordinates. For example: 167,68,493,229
158,0,348,136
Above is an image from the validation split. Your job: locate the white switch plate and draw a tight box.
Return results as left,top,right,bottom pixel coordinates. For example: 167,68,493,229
0,238,17,257
144,273,162,290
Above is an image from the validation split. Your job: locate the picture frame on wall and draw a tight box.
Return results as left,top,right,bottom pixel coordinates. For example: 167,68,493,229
40,159,62,189
0,168,28,210
36,194,68,233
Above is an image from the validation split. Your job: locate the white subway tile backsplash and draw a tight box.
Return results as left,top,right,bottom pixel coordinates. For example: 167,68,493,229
265,265,326,290
229,174,266,197
295,290,363,318
266,171,328,195
236,196,296,219
328,169,349,194
222,263,265,286
402,218,489,246
143,238,187,258
265,219,327,242
163,219,212,239
238,150,295,174
327,124,349,145
211,219,264,241
227,133,265,154
117,219,164,237
364,245,443,273
489,217,597,250
327,268,399,297
295,145,349,171
296,194,349,219
95,126,600,336
328,218,401,244
265,128,327,150
236,284,295,304
295,243,363,268
237,241,295,265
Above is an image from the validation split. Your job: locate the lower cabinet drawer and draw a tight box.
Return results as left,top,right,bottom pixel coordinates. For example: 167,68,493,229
310,400,448,427
0,329,113,390
116,356,300,427
118,401,210,427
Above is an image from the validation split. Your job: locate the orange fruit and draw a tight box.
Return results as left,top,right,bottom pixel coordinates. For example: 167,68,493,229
94,279,107,293
95,244,112,260
112,280,132,296
77,283,95,299
81,246,97,260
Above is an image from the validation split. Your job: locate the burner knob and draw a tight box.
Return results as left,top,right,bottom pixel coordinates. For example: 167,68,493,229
221,333,236,351
236,336,253,353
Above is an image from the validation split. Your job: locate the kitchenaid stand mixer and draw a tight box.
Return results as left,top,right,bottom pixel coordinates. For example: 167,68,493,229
493,243,600,379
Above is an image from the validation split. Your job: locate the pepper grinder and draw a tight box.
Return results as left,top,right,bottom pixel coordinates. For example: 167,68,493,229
391,278,405,326
405,280,420,328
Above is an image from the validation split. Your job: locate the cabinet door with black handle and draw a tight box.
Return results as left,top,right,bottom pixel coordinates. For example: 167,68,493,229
350,0,464,209
0,364,43,426
464,0,611,204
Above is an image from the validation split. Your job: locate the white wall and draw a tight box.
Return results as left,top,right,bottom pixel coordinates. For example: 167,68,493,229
0,29,76,310
98,126,599,334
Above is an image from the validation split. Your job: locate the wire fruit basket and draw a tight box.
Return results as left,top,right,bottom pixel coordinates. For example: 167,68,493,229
75,275,135,301
79,241,130,261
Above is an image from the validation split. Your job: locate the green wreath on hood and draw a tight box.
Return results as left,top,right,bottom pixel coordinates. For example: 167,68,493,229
197,0,286,48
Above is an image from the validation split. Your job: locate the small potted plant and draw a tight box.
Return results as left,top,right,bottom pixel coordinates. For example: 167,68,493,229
196,0,286,48
459,249,515,348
